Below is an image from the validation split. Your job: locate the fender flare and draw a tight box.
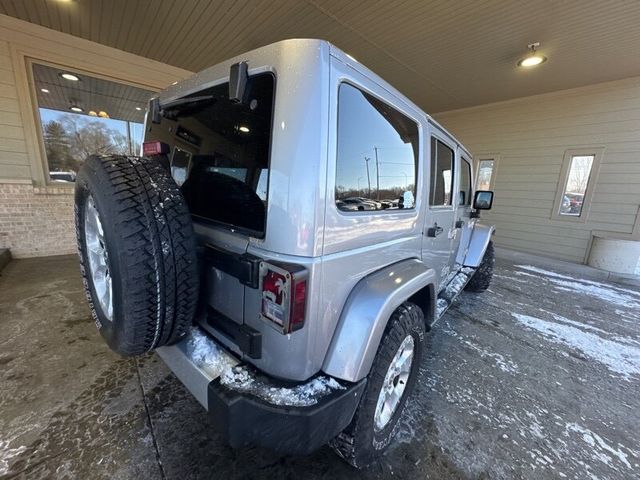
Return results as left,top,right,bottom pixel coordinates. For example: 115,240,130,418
464,224,495,267
322,259,437,382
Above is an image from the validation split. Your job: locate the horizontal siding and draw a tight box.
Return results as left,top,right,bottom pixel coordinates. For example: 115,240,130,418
436,78,640,263
0,40,30,180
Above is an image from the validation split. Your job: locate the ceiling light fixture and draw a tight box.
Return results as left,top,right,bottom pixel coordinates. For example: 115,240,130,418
60,72,81,81
70,105,84,113
135,107,142,111
238,125,250,133
518,42,547,68
40,88,50,93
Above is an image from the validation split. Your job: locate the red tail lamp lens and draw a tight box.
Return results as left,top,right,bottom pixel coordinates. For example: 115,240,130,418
289,278,307,333
260,262,308,334
142,141,169,156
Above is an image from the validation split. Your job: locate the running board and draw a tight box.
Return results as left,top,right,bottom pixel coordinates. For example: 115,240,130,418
436,267,476,320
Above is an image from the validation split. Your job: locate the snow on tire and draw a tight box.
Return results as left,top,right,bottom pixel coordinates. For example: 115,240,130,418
75,155,199,356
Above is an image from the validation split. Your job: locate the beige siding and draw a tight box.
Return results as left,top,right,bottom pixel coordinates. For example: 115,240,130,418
435,76,640,263
0,39,29,181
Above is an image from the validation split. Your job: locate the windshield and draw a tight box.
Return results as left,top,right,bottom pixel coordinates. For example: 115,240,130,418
146,73,275,236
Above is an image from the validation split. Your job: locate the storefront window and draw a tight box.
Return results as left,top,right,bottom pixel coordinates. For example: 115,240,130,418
32,63,153,183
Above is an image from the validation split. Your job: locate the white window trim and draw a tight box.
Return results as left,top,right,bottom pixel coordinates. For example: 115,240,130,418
474,154,500,191
551,147,604,223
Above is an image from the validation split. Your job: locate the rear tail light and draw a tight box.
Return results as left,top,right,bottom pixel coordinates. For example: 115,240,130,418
259,261,308,334
142,140,169,156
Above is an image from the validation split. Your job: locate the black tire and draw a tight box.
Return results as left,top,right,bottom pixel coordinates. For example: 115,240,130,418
330,302,425,468
75,155,199,356
465,240,494,292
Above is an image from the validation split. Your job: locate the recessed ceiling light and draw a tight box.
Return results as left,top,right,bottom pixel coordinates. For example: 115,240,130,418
518,42,547,68
70,106,83,113
60,72,80,81
40,88,50,93
238,126,250,133
135,107,142,111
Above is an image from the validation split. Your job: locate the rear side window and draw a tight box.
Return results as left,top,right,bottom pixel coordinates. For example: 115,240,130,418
335,83,419,212
459,157,472,205
430,138,454,206
148,73,275,236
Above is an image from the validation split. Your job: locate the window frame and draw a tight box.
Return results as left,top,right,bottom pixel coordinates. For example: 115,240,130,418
334,80,421,216
474,154,500,191
459,155,473,207
22,56,161,188
551,147,604,223
428,131,457,210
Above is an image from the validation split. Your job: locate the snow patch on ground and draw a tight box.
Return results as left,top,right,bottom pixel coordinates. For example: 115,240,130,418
515,265,640,308
462,340,519,374
220,366,344,407
511,313,640,380
0,440,27,475
565,423,637,470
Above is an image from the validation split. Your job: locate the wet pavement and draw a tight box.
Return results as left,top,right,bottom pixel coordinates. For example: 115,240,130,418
1,253,639,479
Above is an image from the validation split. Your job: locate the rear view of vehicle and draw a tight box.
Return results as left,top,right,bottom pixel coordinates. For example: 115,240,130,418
73,39,496,468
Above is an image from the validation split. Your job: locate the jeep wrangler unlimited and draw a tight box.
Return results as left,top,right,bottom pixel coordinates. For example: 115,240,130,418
75,39,495,467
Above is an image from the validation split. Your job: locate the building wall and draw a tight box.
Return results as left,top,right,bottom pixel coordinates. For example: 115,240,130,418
0,15,191,257
435,77,640,264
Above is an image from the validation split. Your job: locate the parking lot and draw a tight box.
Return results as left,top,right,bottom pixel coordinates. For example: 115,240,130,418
1,252,639,479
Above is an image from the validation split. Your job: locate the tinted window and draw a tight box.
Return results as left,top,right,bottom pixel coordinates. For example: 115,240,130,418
430,138,454,206
335,83,419,212
460,158,472,205
148,73,274,236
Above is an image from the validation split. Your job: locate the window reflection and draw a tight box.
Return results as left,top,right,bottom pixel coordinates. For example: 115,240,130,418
560,155,594,216
430,138,454,206
459,158,472,205
335,83,419,212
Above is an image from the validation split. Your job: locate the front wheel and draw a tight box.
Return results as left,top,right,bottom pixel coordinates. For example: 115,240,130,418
330,302,425,468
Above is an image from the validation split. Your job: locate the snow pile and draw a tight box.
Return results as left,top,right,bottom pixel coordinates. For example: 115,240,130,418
220,366,345,407
511,313,640,380
185,327,238,378
515,265,640,308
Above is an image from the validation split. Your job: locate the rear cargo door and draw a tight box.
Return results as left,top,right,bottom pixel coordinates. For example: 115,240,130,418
197,225,249,325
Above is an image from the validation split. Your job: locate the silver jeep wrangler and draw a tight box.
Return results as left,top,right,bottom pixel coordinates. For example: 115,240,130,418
75,39,495,467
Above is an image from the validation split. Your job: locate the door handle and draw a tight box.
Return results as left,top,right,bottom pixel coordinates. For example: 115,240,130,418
455,220,464,229
426,224,444,237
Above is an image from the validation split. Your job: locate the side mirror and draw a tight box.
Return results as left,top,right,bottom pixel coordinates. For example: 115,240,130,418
473,190,494,210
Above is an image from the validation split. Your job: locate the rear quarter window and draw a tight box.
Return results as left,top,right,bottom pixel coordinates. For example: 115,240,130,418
335,83,419,212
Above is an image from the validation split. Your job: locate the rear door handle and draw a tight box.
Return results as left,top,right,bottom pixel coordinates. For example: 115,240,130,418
427,225,444,237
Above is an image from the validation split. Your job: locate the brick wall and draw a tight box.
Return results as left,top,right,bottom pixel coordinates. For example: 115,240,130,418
0,183,75,258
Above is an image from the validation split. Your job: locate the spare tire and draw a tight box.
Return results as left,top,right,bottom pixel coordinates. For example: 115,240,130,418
75,155,199,356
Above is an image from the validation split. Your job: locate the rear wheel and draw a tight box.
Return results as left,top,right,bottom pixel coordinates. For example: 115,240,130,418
75,155,199,355
330,302,425,468
465,240,495,292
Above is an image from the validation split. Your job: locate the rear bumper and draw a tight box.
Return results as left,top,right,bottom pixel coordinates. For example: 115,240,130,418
156,329,366,455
